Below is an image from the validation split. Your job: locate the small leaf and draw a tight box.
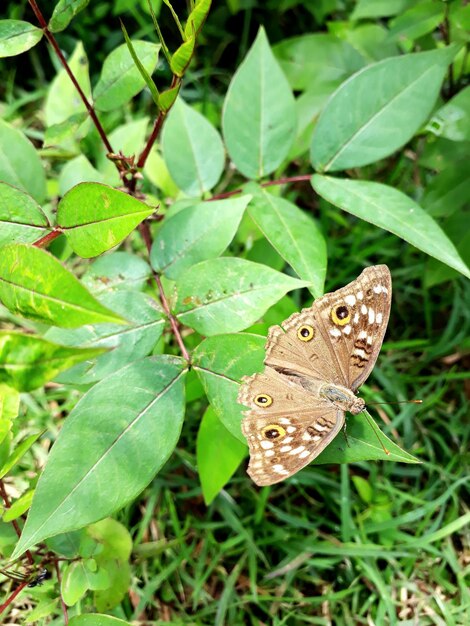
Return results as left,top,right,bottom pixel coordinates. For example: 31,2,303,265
3,489,34,522
49,0,90,33
0,244,126,327
158,83,181,113
161,99,225,196
174,257,309,335
222,27,296,179
151,196,250,279
247,187,327,297
313,410,420,465
120,21,160,107
184,0,211,39
0,182,50,245
0,432,42,479
0,384,19,445
68,615,131,626
193,333,265,441
0,20,43,58
311,46,459,172
93,41,160,112
170,36,195,76
57,182,155,258
427,84,470,142
0,331,107,392
387,1,444,43
197,406,246,504
12,356,187,557
44,42,91,127
311,175,470,279
0,119,46,203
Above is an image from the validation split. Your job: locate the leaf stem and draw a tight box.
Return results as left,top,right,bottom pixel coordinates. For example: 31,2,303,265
209,174,313,201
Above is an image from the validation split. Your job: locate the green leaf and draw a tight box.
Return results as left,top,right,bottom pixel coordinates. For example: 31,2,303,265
44,42,91,127
0,183,50,245
0,20,43,58
11,356,187,557
62,561,94,606
158,83,181,113
46,291,165,385
49,0,90,33
387,1,444,44
161,99,225,196
0,432,42,479
120,21,160,107
184,0,211,39
247,187,326,297
93,41,160,112
82,252,151,294
150,195,250,279
197,406,247,504
311,175,470,279
222,27,296,179
351,0,416,20
273,33,364,91
174,257,309,335
0,119,46,203
313,410,420,465
57,183,155,258
3,489,34,522
44,112,89,149
311,46,458,172
193,333,265,441
0,244,126,327
0,331,107,392
0,384,19,445
59,155,105,196
170,36,195,76
421,163,470,218
69,616,131,626
427,84,470,142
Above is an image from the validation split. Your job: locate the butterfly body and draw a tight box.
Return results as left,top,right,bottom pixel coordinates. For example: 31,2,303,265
238,265,392,486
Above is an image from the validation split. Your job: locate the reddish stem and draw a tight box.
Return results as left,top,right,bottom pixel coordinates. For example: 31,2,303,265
0,580,29,616
53,559,69,624
28,0,115,157
209,174,313,201
33,229,62,248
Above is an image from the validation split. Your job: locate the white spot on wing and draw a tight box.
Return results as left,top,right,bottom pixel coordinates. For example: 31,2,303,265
302,432,312,441
345,295,356,306
376,312,383,324
283,436,293,444
299,449,310,459
357,291,363,300
353,313,359,324
280,445,292,452
273,464,289,475
330,327,341,338
289,445,306,455
343,324,351,335
261,440,274,450
358,330,367,339
361,304,367,315
279,417,291,425
314,423,326,431
265,449,274,457
286,426,296,434
354,348,367,358
368,308,375,324
312,435,321,441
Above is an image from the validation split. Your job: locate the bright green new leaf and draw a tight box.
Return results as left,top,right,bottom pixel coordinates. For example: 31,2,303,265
69,614,131,626
158,83,181,113
120,22,160,107
311,46,458,172
0,244,126,327
151,195,250,279
387,1,444,43
0,331,107,392
0,120,46,203
0,182,50,245
161,99,225,196
311,175,470,279
170,36,195,76
46,291,165,385
11,356,187,557
49,0,90,33
313,410,420,465
0,432,42,479
44,42,91,127
184,0,211,39
93,41,160,112
197,406,247,504
0,384,19,445
174,257,309,335
57,182,155,258
273,33,364,91
247,187,327,297
193,333,265,441
222,27,296,179
3,489,34,522
0,20,43,58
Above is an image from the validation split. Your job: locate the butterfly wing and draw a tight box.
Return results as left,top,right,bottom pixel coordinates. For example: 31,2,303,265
264,265,391,391
238,367,344,486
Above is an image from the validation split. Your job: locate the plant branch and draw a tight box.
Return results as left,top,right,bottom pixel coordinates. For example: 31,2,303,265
139,222,190,362
53,559,69,624
209,174,313,201
33,228,62,248
0,579,29,616
28,1,116,158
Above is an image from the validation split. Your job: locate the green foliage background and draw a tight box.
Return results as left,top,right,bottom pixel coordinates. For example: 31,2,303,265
0,0,469,624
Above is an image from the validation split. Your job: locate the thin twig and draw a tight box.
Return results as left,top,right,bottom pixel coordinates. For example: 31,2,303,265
209,173,313,201
33,229,62,248
53,559,69,624
28,1,116,158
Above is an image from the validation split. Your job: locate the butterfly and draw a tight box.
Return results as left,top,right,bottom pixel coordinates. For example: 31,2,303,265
237,265,392,486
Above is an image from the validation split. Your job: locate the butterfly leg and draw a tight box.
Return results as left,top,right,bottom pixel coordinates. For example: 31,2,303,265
341,422,351,447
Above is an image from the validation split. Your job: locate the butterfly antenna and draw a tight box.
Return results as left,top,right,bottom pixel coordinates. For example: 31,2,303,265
367,400,422,406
